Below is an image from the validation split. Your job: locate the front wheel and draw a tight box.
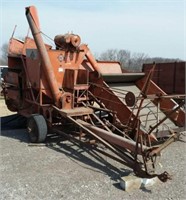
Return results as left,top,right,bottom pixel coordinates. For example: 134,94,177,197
27,114,47,143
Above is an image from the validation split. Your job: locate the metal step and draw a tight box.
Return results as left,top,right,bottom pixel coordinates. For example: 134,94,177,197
59,107,93,117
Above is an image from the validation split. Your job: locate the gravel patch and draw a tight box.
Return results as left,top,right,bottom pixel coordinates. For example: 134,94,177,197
0,98,186,200
0,128,186,200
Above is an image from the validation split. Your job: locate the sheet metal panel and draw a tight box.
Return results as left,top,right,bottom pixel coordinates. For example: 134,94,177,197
143,62,185,94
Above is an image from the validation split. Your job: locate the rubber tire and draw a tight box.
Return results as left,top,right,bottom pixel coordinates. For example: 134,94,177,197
27,114,47,143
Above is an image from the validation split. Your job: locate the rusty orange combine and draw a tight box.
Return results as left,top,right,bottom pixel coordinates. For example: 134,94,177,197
2,6,185,179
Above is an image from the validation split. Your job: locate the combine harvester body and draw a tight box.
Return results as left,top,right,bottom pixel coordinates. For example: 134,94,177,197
2,6,185,178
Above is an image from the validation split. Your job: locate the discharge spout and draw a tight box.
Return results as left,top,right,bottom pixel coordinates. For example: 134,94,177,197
25,6,61,106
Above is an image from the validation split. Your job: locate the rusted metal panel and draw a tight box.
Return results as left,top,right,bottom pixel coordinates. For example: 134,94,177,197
47,50,65,87
8,38,24,55
76,69,89,84
174,62,185,94
97,61,122,74
81,60,123,74
25,52,53,100
143,62,185,94
8,56,24,69
62,69,76,89
90,77,137,125
26,55,40,87
4,71,19,86
8,37,52,57
158,63,174,94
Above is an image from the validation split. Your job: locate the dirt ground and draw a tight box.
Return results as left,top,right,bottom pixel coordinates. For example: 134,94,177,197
0,98,186,200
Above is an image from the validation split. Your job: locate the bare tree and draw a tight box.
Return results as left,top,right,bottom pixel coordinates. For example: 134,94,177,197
116,49,131,69
97,48,183,72
99,49,132,69
99,49,148,71
130,52,149,72
99,49,118,61
0,43,8,65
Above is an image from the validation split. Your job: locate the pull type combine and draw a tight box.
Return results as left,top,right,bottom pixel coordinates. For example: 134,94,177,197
2,6,185,179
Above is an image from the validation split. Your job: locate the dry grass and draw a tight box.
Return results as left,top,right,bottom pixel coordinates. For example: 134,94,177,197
0,98,15,117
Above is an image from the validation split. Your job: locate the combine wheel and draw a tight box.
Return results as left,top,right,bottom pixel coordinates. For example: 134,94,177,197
27,114,47,143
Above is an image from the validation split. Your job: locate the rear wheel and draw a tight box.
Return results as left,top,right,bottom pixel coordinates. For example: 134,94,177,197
27,114,47,143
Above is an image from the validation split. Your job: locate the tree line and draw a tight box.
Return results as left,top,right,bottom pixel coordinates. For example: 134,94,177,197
97,49,181,72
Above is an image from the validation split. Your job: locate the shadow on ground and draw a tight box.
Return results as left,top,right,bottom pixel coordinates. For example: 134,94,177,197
0,114,132,190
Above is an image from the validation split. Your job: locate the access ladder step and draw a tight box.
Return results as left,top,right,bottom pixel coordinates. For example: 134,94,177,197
60,107,93,117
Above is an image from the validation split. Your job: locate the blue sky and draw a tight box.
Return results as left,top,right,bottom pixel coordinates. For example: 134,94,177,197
0,0,185,59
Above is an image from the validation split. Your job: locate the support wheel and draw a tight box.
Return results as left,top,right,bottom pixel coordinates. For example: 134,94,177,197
27,114,47,143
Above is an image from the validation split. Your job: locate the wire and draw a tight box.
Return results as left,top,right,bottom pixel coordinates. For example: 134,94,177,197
40,31,55,47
